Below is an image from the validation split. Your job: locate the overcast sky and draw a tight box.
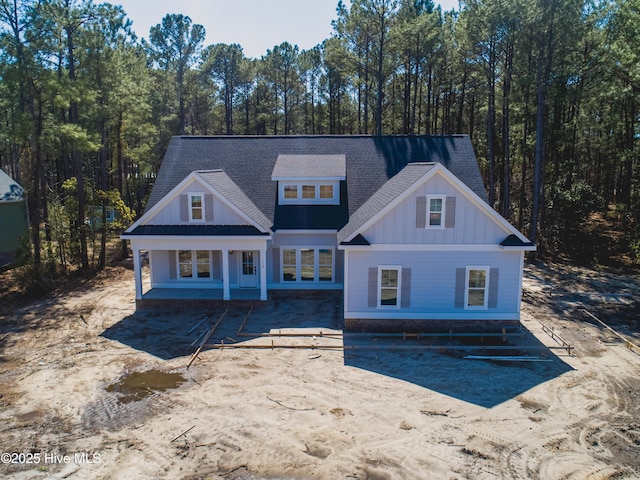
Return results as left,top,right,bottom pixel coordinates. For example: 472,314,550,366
113,0,460,59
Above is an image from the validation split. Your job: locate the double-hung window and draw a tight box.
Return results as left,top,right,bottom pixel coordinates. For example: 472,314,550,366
466,267,489,309
189,193,204,221
427,195,445,228
281,248,334,283
378,266,401,308
178,250,212,280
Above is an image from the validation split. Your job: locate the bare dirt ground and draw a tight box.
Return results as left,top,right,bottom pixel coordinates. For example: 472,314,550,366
0,260,639,479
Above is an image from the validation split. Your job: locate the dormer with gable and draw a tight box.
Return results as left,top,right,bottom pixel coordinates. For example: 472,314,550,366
271,154,345,206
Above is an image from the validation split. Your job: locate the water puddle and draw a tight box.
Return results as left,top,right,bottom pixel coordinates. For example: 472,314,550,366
107,369,186,404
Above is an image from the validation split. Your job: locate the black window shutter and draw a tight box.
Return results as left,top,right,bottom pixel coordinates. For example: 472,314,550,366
401,268,411,308
179,195,188,222
445,196,456,228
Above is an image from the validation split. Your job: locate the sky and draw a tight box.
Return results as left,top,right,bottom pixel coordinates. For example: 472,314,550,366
113,0,460,59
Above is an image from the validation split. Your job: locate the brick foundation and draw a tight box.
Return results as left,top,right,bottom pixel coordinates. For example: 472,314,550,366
344,318,522,333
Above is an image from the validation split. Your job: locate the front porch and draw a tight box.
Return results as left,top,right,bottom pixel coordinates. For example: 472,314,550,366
142,287,263,301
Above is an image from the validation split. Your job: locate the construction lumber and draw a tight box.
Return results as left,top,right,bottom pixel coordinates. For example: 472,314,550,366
187,308,228,368
581,308,640,355
464,355,552,362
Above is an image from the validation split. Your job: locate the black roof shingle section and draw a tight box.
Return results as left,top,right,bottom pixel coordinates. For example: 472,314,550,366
146,135,487,228
126,225,268,236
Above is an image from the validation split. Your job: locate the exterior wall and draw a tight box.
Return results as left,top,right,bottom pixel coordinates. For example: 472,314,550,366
362,172,508,244
0,201,28,253
344,249,523,320
146,179,249,225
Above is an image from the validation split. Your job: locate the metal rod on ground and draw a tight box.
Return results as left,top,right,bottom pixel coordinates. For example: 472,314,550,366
581,308,640,355
188,316,208,335
187,308,228,369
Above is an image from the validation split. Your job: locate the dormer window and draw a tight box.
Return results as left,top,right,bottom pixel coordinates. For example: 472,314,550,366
284,185,298,199
302,185,316,199
189,193,204,221
320,185,334,199
272,154,346,206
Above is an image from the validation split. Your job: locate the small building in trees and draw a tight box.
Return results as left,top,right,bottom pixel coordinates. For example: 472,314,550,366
0,169,29,268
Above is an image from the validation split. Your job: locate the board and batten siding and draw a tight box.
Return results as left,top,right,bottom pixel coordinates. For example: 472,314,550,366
362,172,508,244
145,180,249,225
346,250,522,317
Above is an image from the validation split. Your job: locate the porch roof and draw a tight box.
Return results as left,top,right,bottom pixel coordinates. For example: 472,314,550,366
124,224,269,237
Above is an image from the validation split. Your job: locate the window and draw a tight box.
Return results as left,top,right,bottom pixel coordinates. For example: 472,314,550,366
189,193,204,221
196,251,211,278
178,250,212,280
300,248,315,281
378,266,401,308
319,249,333,281
105,208,114,221
466,267,489,309
284,185,298,199
320,185,334,199
178,250,193,278
427,195,445,228
278,182,339,204
302,185,316,199
281,248,334,283
282,248,297,281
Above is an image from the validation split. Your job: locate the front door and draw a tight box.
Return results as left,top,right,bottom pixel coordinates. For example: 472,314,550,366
239,251,258,288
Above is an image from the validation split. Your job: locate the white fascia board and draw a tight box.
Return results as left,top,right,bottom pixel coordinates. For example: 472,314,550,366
125,172,201,232
338,243,506,252
192,171,271,234
126,171,272,235
342,165,442,243
343,312,520,320
436,168,532,244
342,163,533,245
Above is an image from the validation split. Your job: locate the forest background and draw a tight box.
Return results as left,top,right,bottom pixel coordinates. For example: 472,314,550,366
1,0,639,291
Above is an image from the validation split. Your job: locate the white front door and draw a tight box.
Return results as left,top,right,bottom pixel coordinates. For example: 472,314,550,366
239,251,258,288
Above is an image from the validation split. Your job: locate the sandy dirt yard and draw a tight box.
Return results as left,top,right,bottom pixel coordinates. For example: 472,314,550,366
0,261,639,480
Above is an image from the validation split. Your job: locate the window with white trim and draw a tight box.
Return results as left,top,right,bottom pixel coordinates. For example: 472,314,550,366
280,248,334,283
178,250,212,280
466,266,489,309
378,266,401,308
189,193,204,221
278,182,339,204
282,248,297,281
284,185,298,199
427,194,446,228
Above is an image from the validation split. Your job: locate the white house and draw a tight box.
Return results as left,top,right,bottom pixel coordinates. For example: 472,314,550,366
122,135,534,330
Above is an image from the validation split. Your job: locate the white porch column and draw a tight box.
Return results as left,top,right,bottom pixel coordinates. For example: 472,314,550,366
222,250,231,300
133,248,143,300
259,247,267,301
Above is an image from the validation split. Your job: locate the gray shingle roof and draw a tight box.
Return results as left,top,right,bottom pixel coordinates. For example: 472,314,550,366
0,169,24,202
146,135,487,230
272,154,346,179
337,163,437,242
195,170,272,232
